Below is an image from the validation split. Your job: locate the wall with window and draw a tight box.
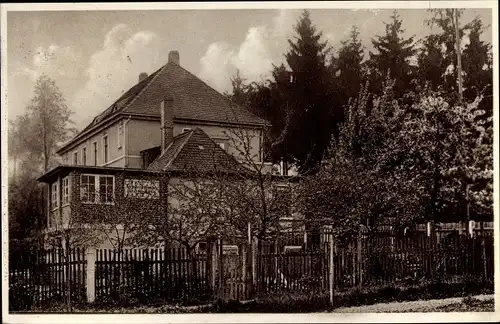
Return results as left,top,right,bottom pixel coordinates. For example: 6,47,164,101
47,175,72,230
62,118,264,170
61,119,125,167
69,170,167,226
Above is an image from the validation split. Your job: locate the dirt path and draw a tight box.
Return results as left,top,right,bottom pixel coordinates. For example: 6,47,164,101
332,294,494,313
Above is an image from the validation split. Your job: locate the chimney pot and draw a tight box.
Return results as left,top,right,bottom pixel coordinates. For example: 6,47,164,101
161,96,174,153
138,72,148,83
168,51,180,65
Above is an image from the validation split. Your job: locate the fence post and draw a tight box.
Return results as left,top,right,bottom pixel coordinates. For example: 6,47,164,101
211,241,217,290
86,248,96,303
480,221,487,281
357,235,363,286
329,234,334,307
468,220,475,238
426,221,433,237
458,221,464,235
252,237,257,288
218,239,224,299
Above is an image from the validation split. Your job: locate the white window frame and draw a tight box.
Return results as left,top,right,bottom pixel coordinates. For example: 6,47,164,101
98,175,115,204
62,177,70,206
82,146,87,166
118,121,123,149
182,127,192,133
73,151,78,165
92,141,98,166
102,135,109,164
80,174,115,205
51,182,59,210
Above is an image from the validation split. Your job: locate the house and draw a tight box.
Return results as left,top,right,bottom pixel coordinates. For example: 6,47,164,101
38,51,296,250
56,51,268,170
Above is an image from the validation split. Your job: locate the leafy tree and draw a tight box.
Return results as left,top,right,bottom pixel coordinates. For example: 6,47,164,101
15,74,75,172
299,79,426,236
367,10,417,101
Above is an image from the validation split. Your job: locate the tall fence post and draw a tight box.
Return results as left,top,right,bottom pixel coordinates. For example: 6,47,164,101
468,220,475,238
252,237,257,289
329,233,334,307
86,248,96,303
426,221,433,237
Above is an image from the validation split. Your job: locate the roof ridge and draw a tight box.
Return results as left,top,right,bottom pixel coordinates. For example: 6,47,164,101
172,63,266,125
119,62,170,115
164,130,195,170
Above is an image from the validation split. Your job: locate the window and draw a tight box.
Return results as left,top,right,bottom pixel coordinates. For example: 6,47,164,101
99,175,114,204
73,152,78,165
51,182,59,210
118,121,123,149
103,135,109,164
182,128,192,133
82,147,87,166
80,174,115,204
62,177,70,205
81,175,96,203
92,141,98,166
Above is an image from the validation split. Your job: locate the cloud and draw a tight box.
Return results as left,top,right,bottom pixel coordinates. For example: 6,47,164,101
71,24,162,130
9,44,82,121
199,9,298,93
15,44,80,82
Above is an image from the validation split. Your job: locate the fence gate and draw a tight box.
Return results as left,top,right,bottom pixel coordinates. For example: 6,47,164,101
218,242,251,301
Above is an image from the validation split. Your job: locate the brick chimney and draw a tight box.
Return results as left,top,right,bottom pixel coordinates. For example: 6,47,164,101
160,96,174,153
138,72,148,83
168,51,180,65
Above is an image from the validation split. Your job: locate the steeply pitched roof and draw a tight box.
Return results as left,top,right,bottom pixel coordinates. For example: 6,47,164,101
147,128,249,175
68,61,266,150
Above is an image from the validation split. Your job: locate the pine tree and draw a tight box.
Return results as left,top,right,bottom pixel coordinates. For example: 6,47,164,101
462,17,493,121
270,10,335,174
417,34,448,92
329,25,365,116
367,10,417,100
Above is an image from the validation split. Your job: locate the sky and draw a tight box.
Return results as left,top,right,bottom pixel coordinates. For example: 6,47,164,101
6,6,493,131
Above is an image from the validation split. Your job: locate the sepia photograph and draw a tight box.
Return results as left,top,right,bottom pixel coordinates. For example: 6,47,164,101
1,1,498,322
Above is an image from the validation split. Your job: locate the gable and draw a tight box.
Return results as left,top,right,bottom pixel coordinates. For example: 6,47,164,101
59,59,266,154
147,128,249,175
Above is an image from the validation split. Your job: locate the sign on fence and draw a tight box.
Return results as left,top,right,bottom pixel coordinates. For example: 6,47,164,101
222,245,239,255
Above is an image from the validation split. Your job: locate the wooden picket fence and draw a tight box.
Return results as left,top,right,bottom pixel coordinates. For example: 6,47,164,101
8,248,87,311
257,251,329,294
9,229,495,311
257,231,494,296
94,248,211,302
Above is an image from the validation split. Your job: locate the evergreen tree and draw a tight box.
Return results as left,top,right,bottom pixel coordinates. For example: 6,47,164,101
462,17,493,121
367,10,417,100
416,34,448,92
329,25,365,115
270,10,335,174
